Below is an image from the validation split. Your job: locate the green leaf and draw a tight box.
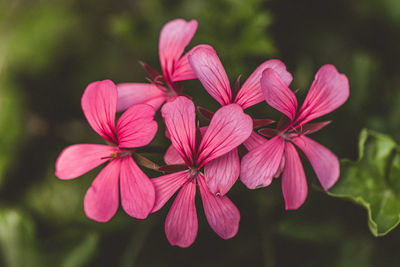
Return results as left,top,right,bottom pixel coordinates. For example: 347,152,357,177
328,129,400,236
0,208,41,267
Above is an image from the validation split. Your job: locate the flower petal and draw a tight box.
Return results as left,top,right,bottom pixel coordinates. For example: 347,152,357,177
198,174,240,239
165,180,197,248
235,59,293,109
197,104,252,166
296,64,349,125
117,104,158,148
116,83,167,112
261,69,298,121
243,131,267,151
159,19,198,83
282,142,308,210
171,47,197,82
292,135,339,190
55,144,117,180
188,45,232,106
164,144,185,165
240,136,285,189
120,156,155,219
161,96,196,166
84,159,120,222
81,80,118,144
151,171,189,212
204,148,239,196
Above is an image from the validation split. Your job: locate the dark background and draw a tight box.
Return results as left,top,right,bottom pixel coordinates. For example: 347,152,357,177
1,0,400,266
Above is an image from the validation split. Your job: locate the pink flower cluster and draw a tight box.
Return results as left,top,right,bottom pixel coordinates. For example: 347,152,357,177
55,19,349,247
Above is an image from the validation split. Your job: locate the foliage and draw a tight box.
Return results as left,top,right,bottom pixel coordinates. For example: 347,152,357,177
328,129,400,236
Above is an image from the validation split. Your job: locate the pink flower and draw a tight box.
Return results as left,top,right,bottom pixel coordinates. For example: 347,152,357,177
184,44,292,194
240,65,349,209
55,80,157,222
117,19,198,112
152,96,252,247
188,44,292,109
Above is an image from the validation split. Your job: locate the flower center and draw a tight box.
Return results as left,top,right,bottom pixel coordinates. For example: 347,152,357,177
188,167,199,181
101,149,132,161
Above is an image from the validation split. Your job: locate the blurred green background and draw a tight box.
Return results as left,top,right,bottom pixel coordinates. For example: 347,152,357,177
1,0,400,266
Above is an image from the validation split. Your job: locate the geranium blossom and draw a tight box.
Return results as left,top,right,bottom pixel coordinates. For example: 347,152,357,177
185,45,292,195
55,80,157,222
188,44,292,109
240,65,349,209
152,96,252,247
117,19,198,111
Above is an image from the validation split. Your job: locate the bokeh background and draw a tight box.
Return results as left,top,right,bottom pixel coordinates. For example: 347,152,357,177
1,0,400,266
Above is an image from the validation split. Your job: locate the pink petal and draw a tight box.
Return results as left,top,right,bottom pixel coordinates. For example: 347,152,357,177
159,19,198,82
151,171,189,212
273,154,285,178
55,144,117,180
261,69,298,121
119,156,155,219
282,142,308,210
197,104,252,166
188,45,232,106
117,104,158,148
81,80,118,144
235,59,293,109
165,180,197,248
292,135,339,190
84,159,120,222
296,64,349,125
161,96,196,166
240,136,285,189
164,144,185,165
204,148,239,196
243,131,267,151
171,47,197,82
198,174,240,239
116,83,167,112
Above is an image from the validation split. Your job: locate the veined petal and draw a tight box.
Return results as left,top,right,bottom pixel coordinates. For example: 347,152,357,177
120,157,155,219
188,45,232,106
282,142,308,210
197,104,252,166
159,19,198,82
296,64,349,125
152,171,189,212
261,69,298,122
164,144,186,165
55,144,117,180
240,136,285,189
204,148,239,196
274,154,285,178
292,135,339,190
81,80,118,144
117,104,158,148
235,59,293,109
171,47,197,82
161,96,196,166
243,131,267,151
116,83,167,112
84,159,120,222
165,180,197,248
198,174,240,239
